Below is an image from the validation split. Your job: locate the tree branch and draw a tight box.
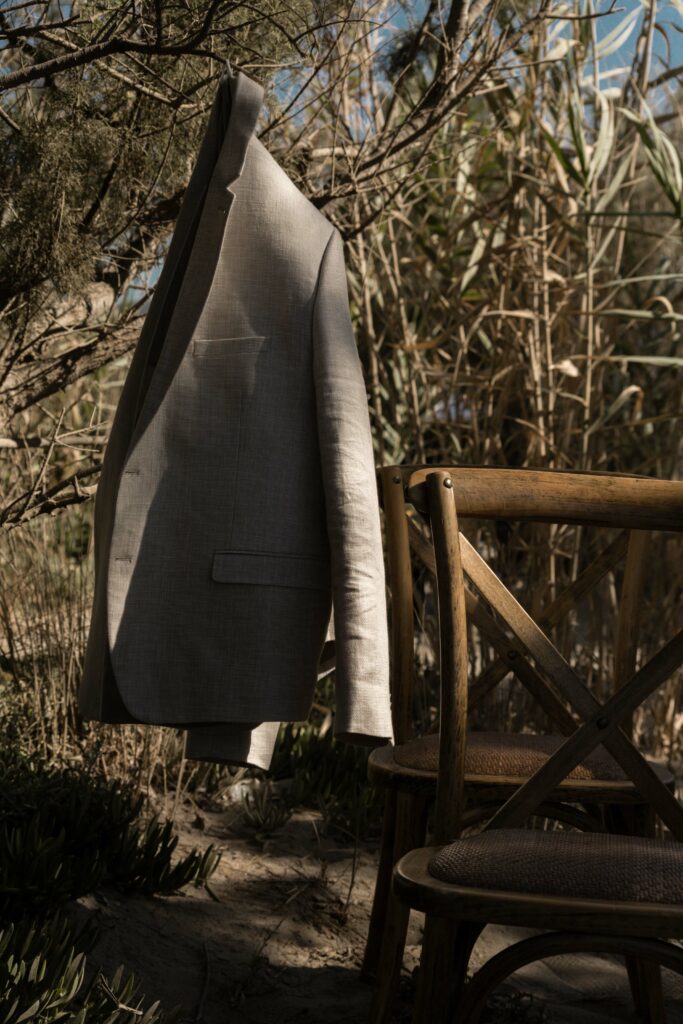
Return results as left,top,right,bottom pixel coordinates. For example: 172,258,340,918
0,0,233,92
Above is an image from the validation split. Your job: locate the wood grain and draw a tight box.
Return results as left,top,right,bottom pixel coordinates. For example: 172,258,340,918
404,466,683,531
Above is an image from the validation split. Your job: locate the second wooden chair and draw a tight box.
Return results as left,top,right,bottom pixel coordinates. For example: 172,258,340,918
364,465,677,1024
392,466,683,1023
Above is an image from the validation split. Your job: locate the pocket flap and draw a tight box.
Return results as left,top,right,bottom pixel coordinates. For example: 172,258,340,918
212,550,330,590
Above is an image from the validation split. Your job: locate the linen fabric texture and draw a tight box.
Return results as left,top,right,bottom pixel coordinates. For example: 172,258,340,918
78,69,394,769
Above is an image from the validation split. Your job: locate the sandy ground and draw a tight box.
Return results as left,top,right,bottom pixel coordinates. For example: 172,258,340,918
70,801,683,1024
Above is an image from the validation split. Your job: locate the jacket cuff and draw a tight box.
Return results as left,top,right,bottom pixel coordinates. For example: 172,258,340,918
333,705,394,747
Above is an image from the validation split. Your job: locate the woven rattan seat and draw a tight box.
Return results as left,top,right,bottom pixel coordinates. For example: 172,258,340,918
428,828,683,904
392,730,633,781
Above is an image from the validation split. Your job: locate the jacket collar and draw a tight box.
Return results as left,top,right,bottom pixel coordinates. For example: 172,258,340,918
213,69,264,191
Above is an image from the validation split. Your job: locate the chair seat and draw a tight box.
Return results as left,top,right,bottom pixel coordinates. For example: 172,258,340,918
391,730,660,783
428,829,683,904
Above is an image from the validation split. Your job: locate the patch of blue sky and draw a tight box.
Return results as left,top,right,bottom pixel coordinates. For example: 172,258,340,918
542,0,682,106
596,0,682,76
393,0,682,71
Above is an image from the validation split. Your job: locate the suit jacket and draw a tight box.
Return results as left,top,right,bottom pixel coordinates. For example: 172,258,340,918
78,67,394,753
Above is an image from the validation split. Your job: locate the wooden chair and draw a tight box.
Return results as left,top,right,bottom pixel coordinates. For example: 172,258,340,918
388,466,683,1024
364,465,675,1023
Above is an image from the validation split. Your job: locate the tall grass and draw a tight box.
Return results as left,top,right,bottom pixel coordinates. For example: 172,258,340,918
337,2,683,757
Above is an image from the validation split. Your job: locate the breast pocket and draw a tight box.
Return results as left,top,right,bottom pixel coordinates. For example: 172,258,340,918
191,335,267,357
190,335,270,400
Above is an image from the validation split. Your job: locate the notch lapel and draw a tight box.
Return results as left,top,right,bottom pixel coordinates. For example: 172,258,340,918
118,69,264,460
214,69,264,192
126,69,264,434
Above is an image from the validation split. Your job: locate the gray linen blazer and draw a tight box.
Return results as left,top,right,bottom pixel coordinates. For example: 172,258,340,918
78,68,394,758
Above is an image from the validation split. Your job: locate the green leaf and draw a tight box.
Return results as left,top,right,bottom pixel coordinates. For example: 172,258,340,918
587,89,614,186
604,355,683,366
597,308,683,322
595,6,640,59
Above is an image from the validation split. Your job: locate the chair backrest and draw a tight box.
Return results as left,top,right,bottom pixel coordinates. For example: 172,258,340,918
380,465,683,846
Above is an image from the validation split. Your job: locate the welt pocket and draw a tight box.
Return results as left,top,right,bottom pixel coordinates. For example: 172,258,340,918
192,335,267,357
211,550,330,591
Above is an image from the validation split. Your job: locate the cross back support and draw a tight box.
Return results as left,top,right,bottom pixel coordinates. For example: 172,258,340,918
401,465,683,843
379,468,622,750
406,514,629,721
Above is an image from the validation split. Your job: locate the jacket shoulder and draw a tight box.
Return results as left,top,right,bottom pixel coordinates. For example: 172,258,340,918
248,136,335,242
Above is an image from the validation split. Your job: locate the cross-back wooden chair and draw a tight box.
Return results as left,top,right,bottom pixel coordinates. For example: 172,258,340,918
388,466,683,1024
364,465,676,1022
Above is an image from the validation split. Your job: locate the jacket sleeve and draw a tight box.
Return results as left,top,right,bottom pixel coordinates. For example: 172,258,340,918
312,227,394,746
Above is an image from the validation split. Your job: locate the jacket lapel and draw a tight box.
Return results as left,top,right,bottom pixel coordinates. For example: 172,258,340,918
128,70,264,428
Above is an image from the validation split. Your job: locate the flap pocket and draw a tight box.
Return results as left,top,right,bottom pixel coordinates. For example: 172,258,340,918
192,335,267,357
212,550,330,591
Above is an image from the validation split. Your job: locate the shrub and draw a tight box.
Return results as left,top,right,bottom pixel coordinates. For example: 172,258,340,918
0,749,220,1020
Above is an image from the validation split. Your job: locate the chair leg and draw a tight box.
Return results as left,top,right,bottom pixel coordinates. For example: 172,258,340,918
626,801,666,1024
368,791,429,1024
632,959,667,1024
411,917,480,1024
625,954,666,1022
362,788,399,981
626,957,646,1018
605,802,666,1024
